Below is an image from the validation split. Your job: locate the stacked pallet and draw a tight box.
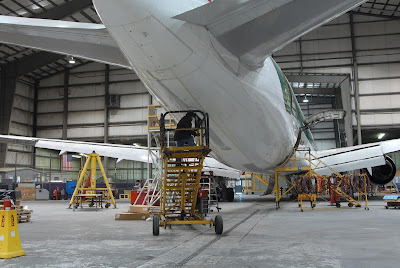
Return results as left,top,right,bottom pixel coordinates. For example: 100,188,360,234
0,200,33,223
18,208,33,223
115,205,158,220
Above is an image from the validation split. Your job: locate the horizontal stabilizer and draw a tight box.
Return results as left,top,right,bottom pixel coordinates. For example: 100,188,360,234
175,0,367,67
0,16,130,68
313,138,400,175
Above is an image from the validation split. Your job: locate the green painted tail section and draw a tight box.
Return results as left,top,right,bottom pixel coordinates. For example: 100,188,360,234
272,59,317,150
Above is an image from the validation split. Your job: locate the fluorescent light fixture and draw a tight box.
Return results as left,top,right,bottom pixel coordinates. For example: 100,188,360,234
303,96,309,103
17,10,28,15
378,133,385,140
68,56,76,64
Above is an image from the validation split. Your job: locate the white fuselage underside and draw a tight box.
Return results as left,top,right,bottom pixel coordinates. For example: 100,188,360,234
94,0,311,173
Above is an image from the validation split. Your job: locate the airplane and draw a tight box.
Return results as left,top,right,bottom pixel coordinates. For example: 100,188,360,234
0,0,399,187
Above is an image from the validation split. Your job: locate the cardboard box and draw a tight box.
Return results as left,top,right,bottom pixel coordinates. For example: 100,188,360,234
16,187,36,201
114,212,149,221
129,205,158,214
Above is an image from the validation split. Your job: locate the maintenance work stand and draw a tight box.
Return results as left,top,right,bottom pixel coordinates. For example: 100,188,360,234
68,152,116,211
152,110,223,236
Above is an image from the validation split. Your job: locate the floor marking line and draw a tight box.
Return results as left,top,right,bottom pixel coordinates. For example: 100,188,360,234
214,209,273,266
173,209,260,267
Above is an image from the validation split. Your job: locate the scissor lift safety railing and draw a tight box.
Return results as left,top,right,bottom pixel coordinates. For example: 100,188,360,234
152,110,223,236
274,148,369,211
244,172,270,194
134,105,176,207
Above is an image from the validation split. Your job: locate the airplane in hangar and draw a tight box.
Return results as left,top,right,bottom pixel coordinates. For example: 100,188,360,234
0,0,399,186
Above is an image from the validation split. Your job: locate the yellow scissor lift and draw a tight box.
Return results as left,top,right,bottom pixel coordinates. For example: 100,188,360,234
243,172,269,194
275,148,368,211
152,110,223,236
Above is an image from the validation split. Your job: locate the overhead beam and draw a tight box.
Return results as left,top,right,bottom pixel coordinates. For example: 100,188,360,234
295,97,334,105
32,0,93,20
293,88,336,95
15,52,65,77
351,11,400,20
286,73,348,84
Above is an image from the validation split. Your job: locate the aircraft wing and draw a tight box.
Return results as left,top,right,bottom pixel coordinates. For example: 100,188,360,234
0,15,130,69
175,0,367,67
0,135,240,179
312,139,400,176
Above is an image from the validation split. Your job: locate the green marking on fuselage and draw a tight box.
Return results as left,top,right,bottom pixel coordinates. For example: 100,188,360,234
272,59,316,149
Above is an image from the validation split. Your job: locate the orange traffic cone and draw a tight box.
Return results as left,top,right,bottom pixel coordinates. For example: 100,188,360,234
0,210,26,259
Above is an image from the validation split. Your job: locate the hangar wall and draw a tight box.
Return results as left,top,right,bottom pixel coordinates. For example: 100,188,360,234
5,80,35,167
37,63,152,143
274,14,400,136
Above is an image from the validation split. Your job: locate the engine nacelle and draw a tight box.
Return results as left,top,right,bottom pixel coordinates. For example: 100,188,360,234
367,156,396,185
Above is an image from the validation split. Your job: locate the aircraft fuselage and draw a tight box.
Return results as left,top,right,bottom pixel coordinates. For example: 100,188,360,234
94,0,314,173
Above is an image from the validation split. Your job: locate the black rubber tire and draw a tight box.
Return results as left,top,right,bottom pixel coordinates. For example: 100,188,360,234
215,215,223,235
348,203,353,208
153,216,160,236
336,202,341,208
180,210,186,220
385,206,389,209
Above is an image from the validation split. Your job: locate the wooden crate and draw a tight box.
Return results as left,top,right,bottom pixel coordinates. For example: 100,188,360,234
15,187,36,201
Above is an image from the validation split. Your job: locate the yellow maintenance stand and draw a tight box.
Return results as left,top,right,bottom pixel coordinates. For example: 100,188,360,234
69,152,116,211
0,209,26,259
274,148,368,211
243,172,269,194
152,110,223,236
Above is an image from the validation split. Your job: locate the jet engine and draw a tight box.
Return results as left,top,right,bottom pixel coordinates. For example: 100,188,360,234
367,156,396,185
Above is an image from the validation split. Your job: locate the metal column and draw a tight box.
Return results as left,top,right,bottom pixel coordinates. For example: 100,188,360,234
0,63,17,167
350,13,362,145
62,70,70,140
103,65,110,175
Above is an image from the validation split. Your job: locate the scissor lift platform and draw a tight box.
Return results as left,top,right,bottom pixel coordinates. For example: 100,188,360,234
152,111,223,236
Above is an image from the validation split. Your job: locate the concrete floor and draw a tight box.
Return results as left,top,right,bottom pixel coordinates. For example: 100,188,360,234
0,195,399,268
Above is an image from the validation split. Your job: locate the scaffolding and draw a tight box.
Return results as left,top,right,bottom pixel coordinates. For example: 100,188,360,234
243,172,270,194
133,105,176,207
274,148,369,211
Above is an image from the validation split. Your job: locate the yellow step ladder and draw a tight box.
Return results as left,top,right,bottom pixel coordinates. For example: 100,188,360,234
152,110,223,236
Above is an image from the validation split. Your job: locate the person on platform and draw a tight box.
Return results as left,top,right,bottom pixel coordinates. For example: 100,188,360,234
174,112,197,147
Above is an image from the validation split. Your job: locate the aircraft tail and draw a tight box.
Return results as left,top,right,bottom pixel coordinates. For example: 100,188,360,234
175,0,367,68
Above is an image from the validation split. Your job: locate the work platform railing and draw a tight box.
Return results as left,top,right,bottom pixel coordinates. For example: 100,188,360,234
133,105,176,207
274,148,369,211
243,172,269,194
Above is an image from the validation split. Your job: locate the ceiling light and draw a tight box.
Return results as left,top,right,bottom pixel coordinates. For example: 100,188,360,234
378,133,385,140
303,96,309,103
68,56,76,64
17,10,28,15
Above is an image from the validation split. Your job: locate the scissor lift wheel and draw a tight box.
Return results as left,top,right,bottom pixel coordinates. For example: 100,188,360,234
215,215,223,235
153,216,160,236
